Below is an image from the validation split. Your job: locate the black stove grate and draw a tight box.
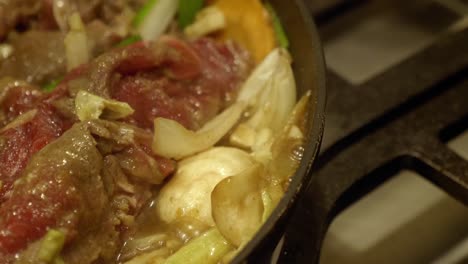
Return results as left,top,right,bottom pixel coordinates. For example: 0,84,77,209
309,0,368,26
278,1,468,262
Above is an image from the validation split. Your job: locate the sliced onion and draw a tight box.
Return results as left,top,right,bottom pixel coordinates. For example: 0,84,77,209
237,48,292,105
0,44,13,61
64,13,89,71
211,164,264,247
247,49,296,132
184,6,226,39
75,90,134,121
137,0,179,42
228,123,255,149
230,48,296,149
53,0,78,32
269,92,310,184
152,102,245,160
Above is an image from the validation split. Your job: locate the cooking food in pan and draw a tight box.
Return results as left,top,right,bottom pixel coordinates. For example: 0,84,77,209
0,0,310,263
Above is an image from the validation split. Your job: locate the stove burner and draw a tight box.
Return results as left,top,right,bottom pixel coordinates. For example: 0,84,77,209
277,0,468,263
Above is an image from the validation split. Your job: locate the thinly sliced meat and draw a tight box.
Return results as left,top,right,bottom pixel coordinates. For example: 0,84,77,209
113,75,199,129
84,42,160,98
60,0,141,25
0,25,123,86
194,38,252,99
111,37,252,130
0,124,107,264
0,0,143,40
0,79,43,127
0,31,66,85
0,121,174,263
0,1,142,86
87,119,176,182
57,37,251,130
0,105,70,203
0,79,69,199
0,35,251,263
87,20,122,57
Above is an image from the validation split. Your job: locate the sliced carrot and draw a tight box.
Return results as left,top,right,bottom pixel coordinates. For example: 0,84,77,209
212,0,277,63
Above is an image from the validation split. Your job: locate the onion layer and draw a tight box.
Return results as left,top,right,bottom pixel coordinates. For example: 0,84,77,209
211,164,264,247
152,102,245,160
64,13,89,71
185,6,226,39
231,48,296,151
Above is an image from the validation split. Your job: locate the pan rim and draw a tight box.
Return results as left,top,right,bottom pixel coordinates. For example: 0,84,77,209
231,0,327,263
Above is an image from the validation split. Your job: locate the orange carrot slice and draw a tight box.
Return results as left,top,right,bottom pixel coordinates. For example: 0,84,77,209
213,0,276,63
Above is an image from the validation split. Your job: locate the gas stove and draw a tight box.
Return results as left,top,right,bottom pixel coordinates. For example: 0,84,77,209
279,0,468,263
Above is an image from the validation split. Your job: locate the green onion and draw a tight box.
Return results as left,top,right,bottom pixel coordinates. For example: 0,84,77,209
178,0,204,29
116,35,142,47
75,90,135,121
165,229,233,264
133,0,159,27
37,229,66,263
265,3,289,49
42,78,63,92
133,0,179,42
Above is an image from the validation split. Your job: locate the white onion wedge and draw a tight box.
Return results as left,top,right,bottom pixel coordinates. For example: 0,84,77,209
184,6,226,39
237,48,294,106
152,102,245,160
64,13,89,71
231,48,296,149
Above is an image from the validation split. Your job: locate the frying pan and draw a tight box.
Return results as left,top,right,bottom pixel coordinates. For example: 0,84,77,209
231,0,327,263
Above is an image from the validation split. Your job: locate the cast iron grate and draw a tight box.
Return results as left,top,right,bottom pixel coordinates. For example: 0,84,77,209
279,1,468,263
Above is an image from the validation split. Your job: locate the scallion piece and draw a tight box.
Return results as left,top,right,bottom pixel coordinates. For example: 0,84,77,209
265,3,289,49
116,35,142,47
64,13,89,71
37,229,66,263
165,229,233,264
133,0,179,42
178,0,204,29
132,0,159,27
42,78,63,92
